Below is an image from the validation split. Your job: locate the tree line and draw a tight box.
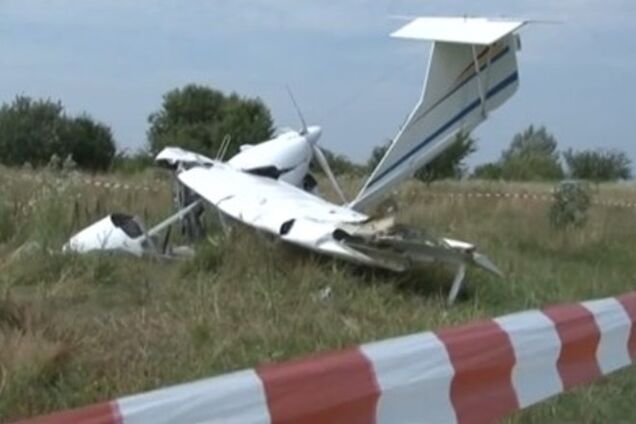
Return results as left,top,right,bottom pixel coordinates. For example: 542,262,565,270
0,85,631,182
472,126,631,182
0,97,116,171
0,85,275,173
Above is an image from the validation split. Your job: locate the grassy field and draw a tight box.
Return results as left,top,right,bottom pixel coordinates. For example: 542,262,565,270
1,166,635,422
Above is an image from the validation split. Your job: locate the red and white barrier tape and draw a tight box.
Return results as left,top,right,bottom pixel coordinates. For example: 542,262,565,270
15,292,636,424
5,172,636,208
3,173,164,193
425,191,636,209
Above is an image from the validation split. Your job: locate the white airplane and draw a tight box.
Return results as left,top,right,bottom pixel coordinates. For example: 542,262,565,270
65,17,528,304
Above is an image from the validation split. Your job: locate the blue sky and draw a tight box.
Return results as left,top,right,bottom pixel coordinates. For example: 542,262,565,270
1,0,634,167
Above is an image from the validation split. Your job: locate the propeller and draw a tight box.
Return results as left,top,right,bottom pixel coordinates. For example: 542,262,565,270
286,86,347,204
312,144,347,204
286,85,308,135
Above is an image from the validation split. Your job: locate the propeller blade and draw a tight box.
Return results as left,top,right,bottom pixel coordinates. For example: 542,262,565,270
312,145,348,204
286,85,308,135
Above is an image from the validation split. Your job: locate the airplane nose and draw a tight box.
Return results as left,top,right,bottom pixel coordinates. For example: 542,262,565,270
306,125,322,145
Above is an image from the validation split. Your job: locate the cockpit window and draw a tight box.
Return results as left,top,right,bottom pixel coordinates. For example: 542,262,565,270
110,213,144,238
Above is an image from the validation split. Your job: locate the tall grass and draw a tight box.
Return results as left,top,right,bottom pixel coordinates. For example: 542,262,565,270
0,168,635,422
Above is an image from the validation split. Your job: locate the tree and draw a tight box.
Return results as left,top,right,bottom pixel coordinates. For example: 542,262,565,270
311,148,365,176
414,132,476,183
111,149,154,174
472,163,503,180
498,152,564,181
563,148,631,182
0,96,116,171
366,139,391,172
473,125,564,181
366,133,477,183
63,116,116,171
147,85,274,158
502,125,559,162
0,96,64,167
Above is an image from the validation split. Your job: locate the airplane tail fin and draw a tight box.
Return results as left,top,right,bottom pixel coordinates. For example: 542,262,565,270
352,17,526,212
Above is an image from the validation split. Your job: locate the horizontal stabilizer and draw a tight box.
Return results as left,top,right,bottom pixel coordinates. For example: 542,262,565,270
391,17,525,45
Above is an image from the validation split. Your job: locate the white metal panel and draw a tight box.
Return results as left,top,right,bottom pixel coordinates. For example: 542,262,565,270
179,165,377,266
63,215,145,256
179,165,366,234
391,17,525,45
227,131,313,188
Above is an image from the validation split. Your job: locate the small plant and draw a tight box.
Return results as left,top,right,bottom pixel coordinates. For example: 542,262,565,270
180,237,224,276
549,180,592,229
0,199,14,243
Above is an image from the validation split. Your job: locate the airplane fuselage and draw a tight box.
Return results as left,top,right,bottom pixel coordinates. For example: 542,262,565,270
228,126,322,188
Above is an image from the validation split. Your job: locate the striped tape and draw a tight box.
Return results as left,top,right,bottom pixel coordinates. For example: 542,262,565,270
4,172,636,208
424,191,636,209
15,292,636,424
3,173,165,193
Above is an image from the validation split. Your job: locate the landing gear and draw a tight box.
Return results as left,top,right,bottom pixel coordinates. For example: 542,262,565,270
173,172,205,242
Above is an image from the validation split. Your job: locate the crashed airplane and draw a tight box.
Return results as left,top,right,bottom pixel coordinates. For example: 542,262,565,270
65,17,528,304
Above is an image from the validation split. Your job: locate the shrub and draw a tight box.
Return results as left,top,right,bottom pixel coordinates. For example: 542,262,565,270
148,85,274,158
473,126,564,181
563,148,631,182
367,132,477,182
0,96,116,171
111,149,155,174
415,133,476,183
311,148,365,176
0,199,14,243
499,152,564,181
472,163,503,180
549,180,592,230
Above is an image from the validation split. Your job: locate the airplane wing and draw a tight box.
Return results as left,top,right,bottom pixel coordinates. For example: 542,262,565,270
177,164,382,265
178,164,366,231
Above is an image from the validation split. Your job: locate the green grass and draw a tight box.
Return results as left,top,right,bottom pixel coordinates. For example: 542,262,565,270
1,166,635,422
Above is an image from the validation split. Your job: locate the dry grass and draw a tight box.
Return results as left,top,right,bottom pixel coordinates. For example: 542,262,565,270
0,167,635,422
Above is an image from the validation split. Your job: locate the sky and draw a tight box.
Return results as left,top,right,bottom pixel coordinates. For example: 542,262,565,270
1,0,635,167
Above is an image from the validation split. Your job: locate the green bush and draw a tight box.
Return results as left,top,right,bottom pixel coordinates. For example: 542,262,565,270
473,125,564,181
148,85,274,158
111,149,155,174
367,132,476,182
0,96,116,171
310,148,365,176
564,148,631,182
472,163,503,180
499,152,564,181
549,180,592,229
0,199,14,243
415,133,476,183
